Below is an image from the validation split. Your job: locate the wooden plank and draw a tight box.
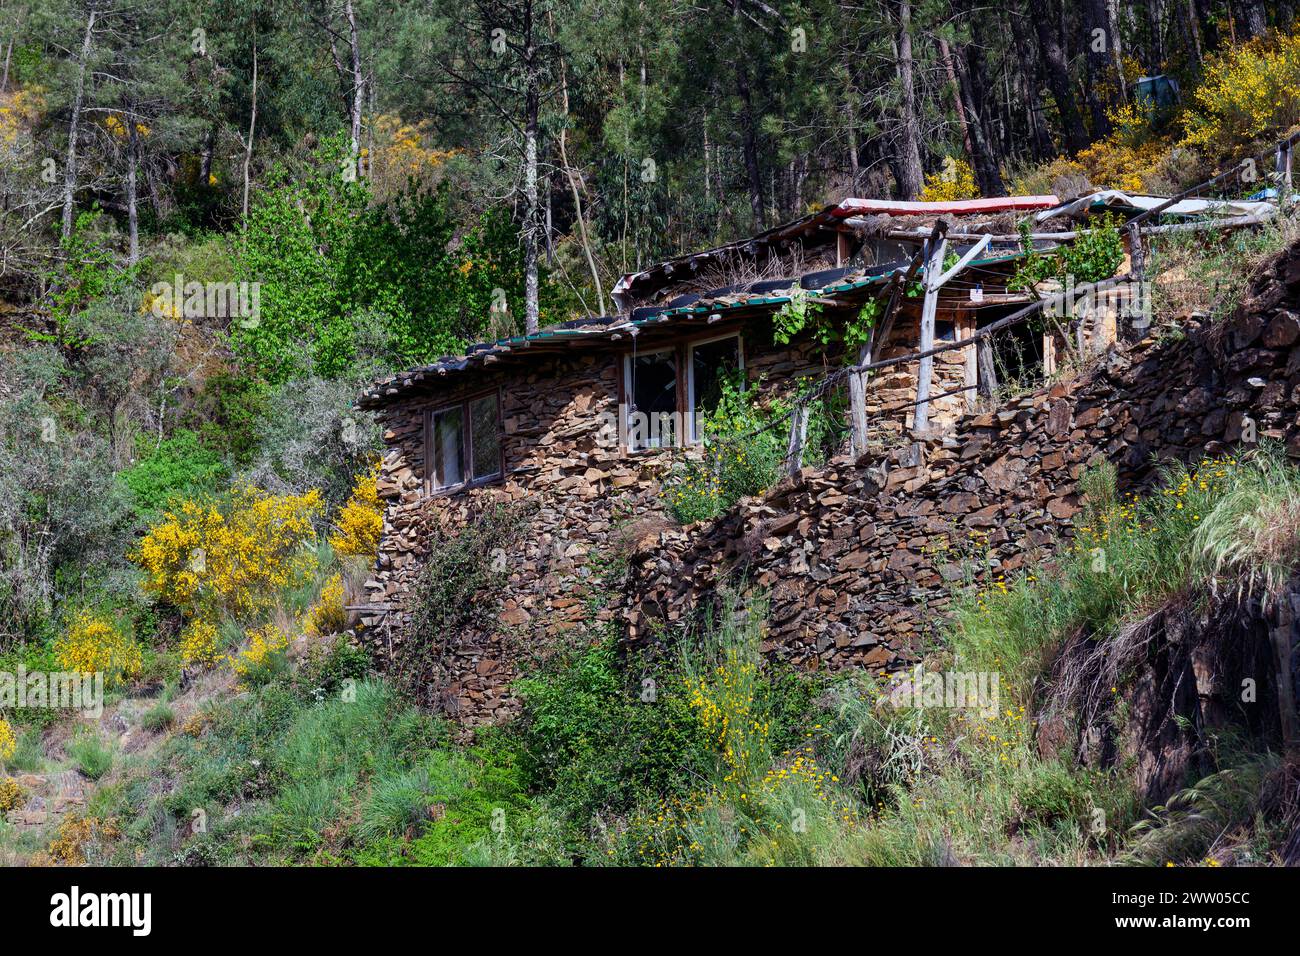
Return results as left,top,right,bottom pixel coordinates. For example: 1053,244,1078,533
848,355,868,455
935,234,991,286
1139,212,1270,236
960,312,977,410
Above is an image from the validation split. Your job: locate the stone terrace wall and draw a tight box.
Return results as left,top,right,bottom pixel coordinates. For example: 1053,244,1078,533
621,244,1300,673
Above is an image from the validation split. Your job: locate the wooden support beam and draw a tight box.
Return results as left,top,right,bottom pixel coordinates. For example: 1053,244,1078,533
836,231,850,266
848,354,868,455
913,232,947,434
935,234,992,287
1138,213,1271,236
976,336,997,400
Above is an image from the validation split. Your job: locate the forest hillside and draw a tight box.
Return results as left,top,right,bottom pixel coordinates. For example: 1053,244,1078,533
1,0,1299,869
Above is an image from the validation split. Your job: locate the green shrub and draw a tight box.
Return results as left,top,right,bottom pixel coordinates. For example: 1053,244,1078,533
355,744,557,866
948,447,1295,688
1012,214,1124,290
68,733,113,781
514,637,712,844
120,429,228,523
184,372,269,467
5,727,47,773
140,703,176,732
664,374,848,524
663,376,788,523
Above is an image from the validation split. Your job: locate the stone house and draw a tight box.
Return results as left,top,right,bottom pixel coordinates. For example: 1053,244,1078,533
354,193,1144,723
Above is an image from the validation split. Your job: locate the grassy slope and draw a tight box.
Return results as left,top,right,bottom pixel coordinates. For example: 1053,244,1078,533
4,446,1297,867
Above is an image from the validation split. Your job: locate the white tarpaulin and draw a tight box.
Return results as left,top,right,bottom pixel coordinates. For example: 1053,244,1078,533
1035,189,1278,222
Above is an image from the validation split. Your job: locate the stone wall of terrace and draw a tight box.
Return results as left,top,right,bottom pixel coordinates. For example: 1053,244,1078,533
620,245,1300,674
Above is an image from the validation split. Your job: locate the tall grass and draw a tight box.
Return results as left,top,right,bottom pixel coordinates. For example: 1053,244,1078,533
1148,210,1300,322
946,448,1295,690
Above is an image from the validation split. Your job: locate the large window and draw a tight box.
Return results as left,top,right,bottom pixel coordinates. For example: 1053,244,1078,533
622,334,742,450
426,391,502,493
624,349,679,450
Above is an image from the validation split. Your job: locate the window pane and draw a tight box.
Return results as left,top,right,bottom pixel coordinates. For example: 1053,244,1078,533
691,337,740,440
469,394,501,479
629,351,677,449
430,406,464,489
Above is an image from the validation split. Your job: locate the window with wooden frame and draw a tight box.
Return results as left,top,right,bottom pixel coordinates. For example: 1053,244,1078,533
623,348,679,451
621,333,742,450
425,391,503,494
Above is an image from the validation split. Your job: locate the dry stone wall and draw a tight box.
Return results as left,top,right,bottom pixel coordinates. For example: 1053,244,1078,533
621,245,1300,673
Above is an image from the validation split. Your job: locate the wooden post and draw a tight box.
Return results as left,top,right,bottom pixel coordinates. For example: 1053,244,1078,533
786,404,808,478
913,233,946,433
976,337,997,401
848,347,868,456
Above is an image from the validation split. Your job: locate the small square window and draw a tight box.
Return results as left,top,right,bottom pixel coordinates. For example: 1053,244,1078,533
426,391,503,494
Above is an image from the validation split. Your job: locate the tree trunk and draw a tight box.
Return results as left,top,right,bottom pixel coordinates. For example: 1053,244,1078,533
1009,8,1056,161
62,5,97,241
937,38,974,160
344,0,365,178
126,106,139,265
955,11,1007,196
1082,0,1112,137
1028,0,1089,154
845,99,860,194
1236,0,1267,39
523,0,540,335
557,51,606,315
242,42,258,223
893,0,924,199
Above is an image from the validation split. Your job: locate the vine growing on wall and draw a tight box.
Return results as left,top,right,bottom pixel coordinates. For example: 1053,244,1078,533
1010,214,1126,293
395,501,536,707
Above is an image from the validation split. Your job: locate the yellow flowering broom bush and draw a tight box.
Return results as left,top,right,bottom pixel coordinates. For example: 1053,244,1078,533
919,156,980,202
53,611,143,684
229,623,291,679
178,619,222,667
0,776,25,813
622,597,860,866
1182,28,1300,152
132,485,322,617
329,462,383,557
0,718,17,763
304,573,349,637
1075,107,1172,192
